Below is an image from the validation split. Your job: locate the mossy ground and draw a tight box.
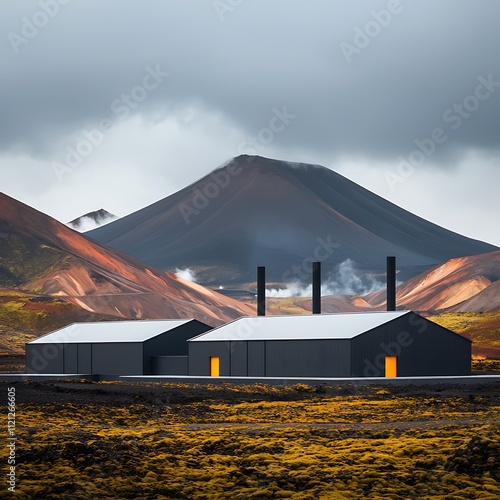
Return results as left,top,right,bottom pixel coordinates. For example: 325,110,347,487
0,234,67,288
0,293,115,356
1,381,498,499
428,312,500,348
471,357,500,372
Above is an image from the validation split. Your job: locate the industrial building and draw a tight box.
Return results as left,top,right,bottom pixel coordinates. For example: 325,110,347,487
188,311,471,378
26,319,212,375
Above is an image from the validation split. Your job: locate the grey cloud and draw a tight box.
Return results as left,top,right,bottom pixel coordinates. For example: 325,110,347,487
2,0,499,165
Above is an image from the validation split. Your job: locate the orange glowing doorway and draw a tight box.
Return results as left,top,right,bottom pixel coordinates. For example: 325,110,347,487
209,356,220,377
385,356,398,377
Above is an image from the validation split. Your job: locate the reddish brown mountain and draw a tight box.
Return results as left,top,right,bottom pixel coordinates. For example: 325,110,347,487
0,193,253,326
264,251,500,315
454,281,500,313
363,251,500,312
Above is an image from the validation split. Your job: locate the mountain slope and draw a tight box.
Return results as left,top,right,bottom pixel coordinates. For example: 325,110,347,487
87,155,497,285
0,193,253,326
363,251,500,312
450,280,500,313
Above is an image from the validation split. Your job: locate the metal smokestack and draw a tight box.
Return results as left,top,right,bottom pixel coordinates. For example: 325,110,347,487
312,261,321,314
387,256,396,311
257,266,266,316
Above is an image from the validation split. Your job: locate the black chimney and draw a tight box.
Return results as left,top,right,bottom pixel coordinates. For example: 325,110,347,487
257,266,266,316
312,261,321,314
387,256,396,311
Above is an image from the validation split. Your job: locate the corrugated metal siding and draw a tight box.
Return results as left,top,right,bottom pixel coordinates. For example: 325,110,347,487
78,344,92,373
351,313,471,376
265,340,350,377
151,356,188,375
143,321,212,374
189,338,352,377
91,343,143,375
63,344,78,373
26,344,64,374
248,341,265,376
188,342,231,376
230,342,247,376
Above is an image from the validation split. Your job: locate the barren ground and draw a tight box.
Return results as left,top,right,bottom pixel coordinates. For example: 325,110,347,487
1,380,498,499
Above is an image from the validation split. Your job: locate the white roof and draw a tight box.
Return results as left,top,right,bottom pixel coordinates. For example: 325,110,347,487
29,319,194,344
189,311,410,342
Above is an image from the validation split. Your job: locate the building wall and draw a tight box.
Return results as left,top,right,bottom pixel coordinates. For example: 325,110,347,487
189,339,351,377
26,343,95,374
61,344,94,374
91,343,143,375
78,344,92,373
65,344,92,374
188,341,257,377
29,343,141,375
350,313,471,377
230,342,248,376
142,321,213,374
265,339,351,377
189,341,231,376
27,320,212,376
151,356,189,375
63,344,78,373
26,343,64,374
248,341,265,376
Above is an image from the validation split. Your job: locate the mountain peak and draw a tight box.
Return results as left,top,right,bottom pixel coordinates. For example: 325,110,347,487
228,154,330,172
86,157,498,285
68,209,117,232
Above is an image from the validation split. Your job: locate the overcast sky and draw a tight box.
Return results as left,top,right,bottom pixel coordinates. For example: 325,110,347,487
1,0,499,246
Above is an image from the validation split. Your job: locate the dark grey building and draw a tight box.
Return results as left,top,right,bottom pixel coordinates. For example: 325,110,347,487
188,312,471,378
26,319,212,375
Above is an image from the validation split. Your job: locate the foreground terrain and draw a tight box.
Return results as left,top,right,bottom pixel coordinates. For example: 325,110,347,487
1,381,498,499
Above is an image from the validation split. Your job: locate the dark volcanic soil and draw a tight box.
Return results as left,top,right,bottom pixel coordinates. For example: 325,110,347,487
3,379,499,408
5,379,499,498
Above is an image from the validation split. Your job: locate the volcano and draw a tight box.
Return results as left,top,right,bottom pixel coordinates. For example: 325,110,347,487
87,155,497,285
0,193,253,326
